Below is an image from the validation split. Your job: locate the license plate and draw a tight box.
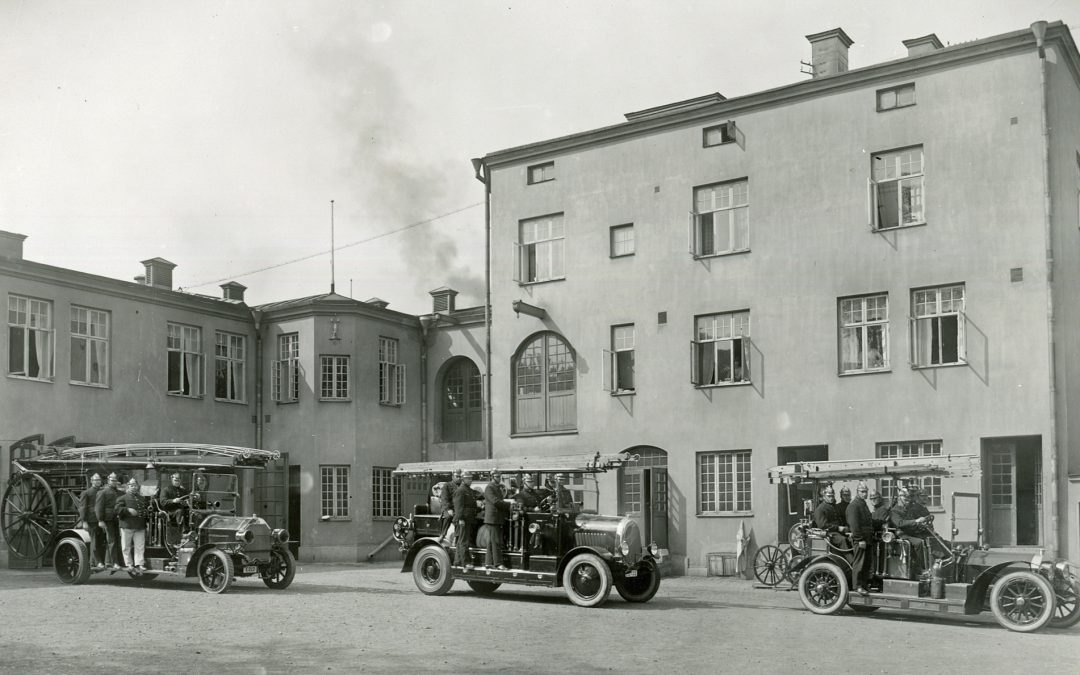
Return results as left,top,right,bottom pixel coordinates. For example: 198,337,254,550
624,569,638,578
243,565,258,574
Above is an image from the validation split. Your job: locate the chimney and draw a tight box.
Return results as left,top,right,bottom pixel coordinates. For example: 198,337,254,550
0,231,27,260
365,297,389,310
902,34,944,58
140,257,177,290
806,28,854,78
220,281,247,302
429,287,458,314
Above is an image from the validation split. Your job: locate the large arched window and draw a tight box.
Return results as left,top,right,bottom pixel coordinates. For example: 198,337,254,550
513,332,576,433
440,358,482,442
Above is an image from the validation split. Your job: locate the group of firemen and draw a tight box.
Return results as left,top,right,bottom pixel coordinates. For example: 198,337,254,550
812,480,941,594
433,469,577,571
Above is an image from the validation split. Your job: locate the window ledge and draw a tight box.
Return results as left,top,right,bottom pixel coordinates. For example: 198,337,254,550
698,511,754,518
167,393,204,400
320,517,351,522
6,375,54,384
609,390,636,397
379,402,404,408
527,178,555,186
910,361,967,371
275,399,300,405
214,397,248,405
694,381,752,389
518,276,566,287
71,381,110,389
693,249,750,261
320,398,352,403
839,369,891,377
876,103,916,113
609,253,635,260
871,221,927,233
511,429,579,438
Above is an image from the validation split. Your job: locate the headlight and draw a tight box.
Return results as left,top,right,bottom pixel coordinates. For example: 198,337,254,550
620,542,630,556
270,528,289,544
236,530,254,544
528,523,540,534
882,531,895,543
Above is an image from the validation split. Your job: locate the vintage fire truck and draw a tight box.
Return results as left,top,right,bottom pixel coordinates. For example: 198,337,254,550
391,452,664,607
2,442,294,594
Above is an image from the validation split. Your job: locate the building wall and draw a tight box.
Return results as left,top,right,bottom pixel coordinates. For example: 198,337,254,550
488,47,1065,571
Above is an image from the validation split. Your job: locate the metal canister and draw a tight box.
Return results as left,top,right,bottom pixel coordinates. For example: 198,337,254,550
929,560,945,599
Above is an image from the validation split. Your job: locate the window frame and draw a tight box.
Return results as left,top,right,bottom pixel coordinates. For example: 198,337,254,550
689,178,750,258
691,311,751,387
868,145,925,231
909,284,966,368
8,294,55,381
514,213,566,285
609,223,635,258
838,294,890,375
876,83,916,112
272,333,300,403
378,336,406,406
166,322,203,398
877,441,943,509
70,305,109,387
213,330,246,403
527,161,555,185
371,466,401,519
603,324,635,394
702,121,735,147
320,465,350,520
697,449,753,516
319,354,350,401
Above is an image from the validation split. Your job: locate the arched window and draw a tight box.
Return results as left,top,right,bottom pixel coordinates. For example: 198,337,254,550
440,358,482,442
513,332,576,433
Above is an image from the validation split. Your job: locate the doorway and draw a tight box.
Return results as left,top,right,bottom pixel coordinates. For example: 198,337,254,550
776,445,829,543
618,447,668,549
982,436,1042,547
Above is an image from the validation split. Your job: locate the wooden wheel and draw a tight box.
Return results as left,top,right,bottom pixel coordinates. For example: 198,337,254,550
2,473,58,560
752,544,786,586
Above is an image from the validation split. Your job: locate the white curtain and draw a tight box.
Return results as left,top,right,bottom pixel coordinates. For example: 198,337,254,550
34,329,53,378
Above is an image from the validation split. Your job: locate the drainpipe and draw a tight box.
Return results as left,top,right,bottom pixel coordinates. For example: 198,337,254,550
1032,20,1059,556
472,157,493,460
251,309,264,450
418,315,435,463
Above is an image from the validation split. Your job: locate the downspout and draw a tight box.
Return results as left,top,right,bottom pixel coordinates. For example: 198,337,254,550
472,157,493,460
420,325,429,463
1032,20,1059,556
251,309,264,449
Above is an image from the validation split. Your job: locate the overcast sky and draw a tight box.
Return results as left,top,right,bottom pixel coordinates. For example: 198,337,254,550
3,1,1077,315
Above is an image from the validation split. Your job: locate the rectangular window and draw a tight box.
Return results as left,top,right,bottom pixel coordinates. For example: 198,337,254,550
603,324,635,393
690,179,749,257
378,337,406,406
910,284,965,367
272,333,300,402
166,323,202,397
839,294,889,374
371,467,401,518
70,305,108,386
515,213,565,283
320,355,350,400
527,161,555,184
877,83,916,111
870,146,924,230
214,331,245,402
8,295,54,380
610,224,635,258
697,450,752,514
877,441,942,507
702,121,735,147
320,465,350,519
691,311,750,386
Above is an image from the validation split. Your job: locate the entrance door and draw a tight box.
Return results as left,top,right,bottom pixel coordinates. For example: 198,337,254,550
619,447,668,549
776,445,828,543
255,452,288,531
987,445,1015,546
983,436,1042,547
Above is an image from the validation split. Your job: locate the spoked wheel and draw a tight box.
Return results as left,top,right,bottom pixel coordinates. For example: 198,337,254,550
562,553,613,608
263,547,296,590
1,473,58,560
799,561,849,615
752,544,787,586
197,549,234,594
1050,577,1080,629
990,571,1055,633
53,537,91,585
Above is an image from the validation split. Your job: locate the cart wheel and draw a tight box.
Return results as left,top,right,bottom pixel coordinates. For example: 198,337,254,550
752,544,786,586
1,473,58,560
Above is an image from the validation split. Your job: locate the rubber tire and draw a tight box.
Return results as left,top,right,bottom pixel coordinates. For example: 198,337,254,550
799,561,849,615
466,580,501,594
263,547,297,590
1049,577,1080,629
990,570,1055,633
198,548,234,594
53,538,91,585
562,552,613,608
412,546,454,596
615,558,661,603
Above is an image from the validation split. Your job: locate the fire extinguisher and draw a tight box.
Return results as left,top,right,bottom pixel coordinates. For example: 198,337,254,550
930,559,945,599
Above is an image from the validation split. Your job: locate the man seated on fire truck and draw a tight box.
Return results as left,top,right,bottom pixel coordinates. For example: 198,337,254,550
812,484,851,558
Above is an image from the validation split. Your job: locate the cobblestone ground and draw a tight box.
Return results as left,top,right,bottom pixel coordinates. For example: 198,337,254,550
0,562,1077,674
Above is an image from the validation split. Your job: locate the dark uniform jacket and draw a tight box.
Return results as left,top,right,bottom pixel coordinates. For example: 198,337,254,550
872,503,892,529
483,482,507,525
553,485,576,513
515,486,541,509
889,502,926,535
80,485,100,524
439,478,460,515
846,496,874,542
813,500,844,532
95,486,121,523
835,500,851,524
115,492,147,530
452,484,479,521
160,483,189,506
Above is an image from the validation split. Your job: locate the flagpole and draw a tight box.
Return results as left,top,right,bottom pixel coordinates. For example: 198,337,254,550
330,199,336,294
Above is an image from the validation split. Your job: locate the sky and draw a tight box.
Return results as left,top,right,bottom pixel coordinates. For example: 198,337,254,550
2,1,1077,315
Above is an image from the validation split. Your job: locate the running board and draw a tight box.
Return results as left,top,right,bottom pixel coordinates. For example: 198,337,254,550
453,566,559,587
848,592,973,615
